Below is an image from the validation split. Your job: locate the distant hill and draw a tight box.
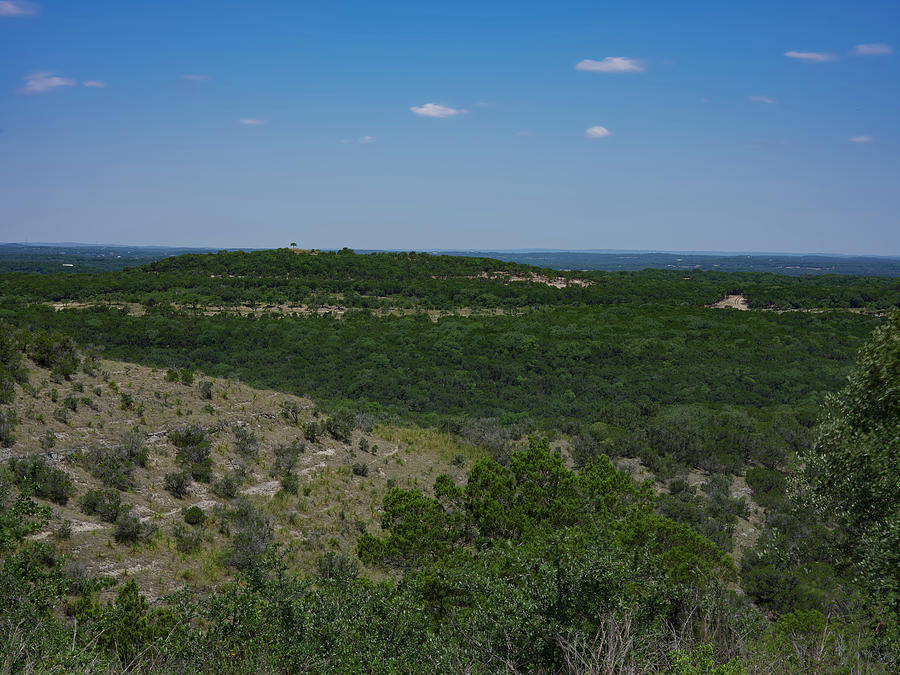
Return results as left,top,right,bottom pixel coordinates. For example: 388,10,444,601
431,250,900,277
4,243,900,276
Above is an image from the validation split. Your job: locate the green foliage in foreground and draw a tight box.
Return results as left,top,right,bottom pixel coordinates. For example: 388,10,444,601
2,438,895,672
802,310,900,620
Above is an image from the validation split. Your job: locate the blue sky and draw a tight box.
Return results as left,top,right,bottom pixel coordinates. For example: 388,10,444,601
1,0,898,254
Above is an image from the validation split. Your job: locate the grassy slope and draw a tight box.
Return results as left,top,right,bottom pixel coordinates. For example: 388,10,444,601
6,358,485,601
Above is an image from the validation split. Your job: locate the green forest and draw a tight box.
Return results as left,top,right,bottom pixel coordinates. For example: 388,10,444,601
1,249,898,672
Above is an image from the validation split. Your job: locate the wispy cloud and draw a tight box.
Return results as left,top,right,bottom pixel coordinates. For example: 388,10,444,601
849,135,874,143
0,1,38,17
585,126,612,139
785,50,837,62
410,103,467,118
239,118,266,125
575,57,644,73
852,43,893,56
82,80,107,88
18,72,75,94
359,136,376,144
180,74,209,81
749,95,776,104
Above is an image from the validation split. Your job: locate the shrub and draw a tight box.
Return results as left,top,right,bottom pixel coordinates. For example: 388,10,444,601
169,424,207,448
165,368,179,382
281,399,302,425
8,456,74,505
746,467,787,509
225,500,273,570
62,394,79,412
80,430,147,490
164,471,191,499
325,411,355,442
351,462,369,477
303,420,320,443
120,392,134,410
173,523,202,554
55,519,72,540
179,368,194,386
272,439,305,476
114,510,153,544
29,333,79,379
171,424,212,482
52,407,70,425
79,488,123,523
232,424,258,460
280,473,299,495
0,407,17,447
316,551,360,581
183,505,205,525
211,471,242,499
198,380,213,400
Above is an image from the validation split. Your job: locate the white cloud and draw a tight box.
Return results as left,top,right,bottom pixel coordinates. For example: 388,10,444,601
82,80,107,88
585,126,611,139
853,43,893,56
410,103,467,118
0,1,38,16
359,136,376,144
239,118,266,125
784,50,837,62
749,95,775,104
575,57,644,73
18,72,75,94
849,135,874,143
180,74,209,81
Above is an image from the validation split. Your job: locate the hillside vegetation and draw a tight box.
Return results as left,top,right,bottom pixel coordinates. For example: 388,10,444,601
0,249,898,672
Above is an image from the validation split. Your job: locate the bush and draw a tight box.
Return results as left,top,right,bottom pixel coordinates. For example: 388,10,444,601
281,399,302,425
169,424,207,448
29,333,79,379
8,455,74,504
280,473,299,495
62,394,79,412
173,523,202,554
225,500,273,570
164,471,191,499
198,380,213,400
316,551,360,581
114,510,153,544
746,467,787,509
79,488,123,523
183,505,205,525
351,462,369,477
232,424,258,460
179,368,194,386
325,411,355,442
171,424,212,482
0,407,17,447
303,420,320,443
272,438,305,477
55,519,72,540
211,471,242,499
80,430,147,490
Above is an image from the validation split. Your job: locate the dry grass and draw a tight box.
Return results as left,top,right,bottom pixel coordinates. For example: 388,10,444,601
5,358,488,600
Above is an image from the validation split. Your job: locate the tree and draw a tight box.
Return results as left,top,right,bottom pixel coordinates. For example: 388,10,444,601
801,310,900,617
